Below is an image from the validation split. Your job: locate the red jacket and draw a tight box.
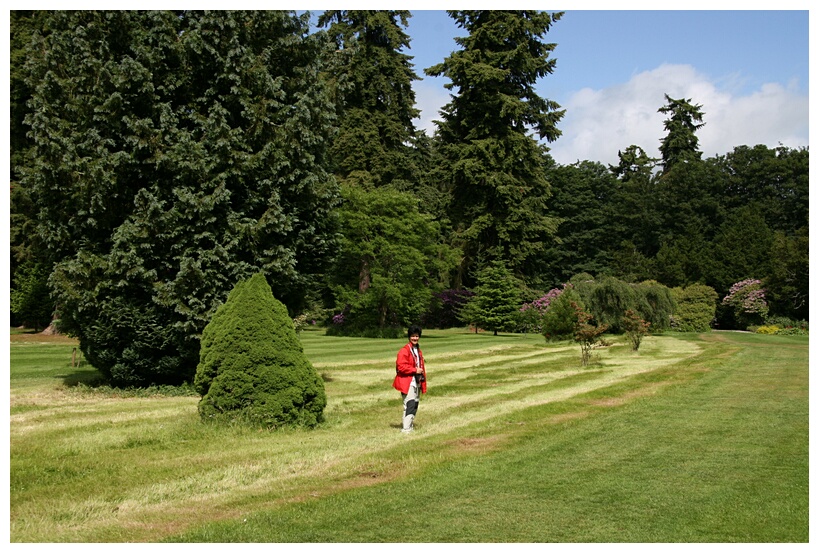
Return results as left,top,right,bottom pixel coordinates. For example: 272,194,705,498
393,342,427,394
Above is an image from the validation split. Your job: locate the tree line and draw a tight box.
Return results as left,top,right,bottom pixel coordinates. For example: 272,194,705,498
9,10,808,387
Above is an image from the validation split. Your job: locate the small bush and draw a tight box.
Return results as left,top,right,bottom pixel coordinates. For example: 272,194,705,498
722,279,769,329
765,316,808,331
774,327,809,336
755,325,780,335
541,287,583,341
572,302,608,365
622,309,651,351
671,284,718,332
423,289,475,329
194,273,326,429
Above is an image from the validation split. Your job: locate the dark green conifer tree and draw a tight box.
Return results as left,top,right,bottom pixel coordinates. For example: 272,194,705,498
538,160,619,287
318,10,422,190
658,93,705,173
21,11,338,386
195,274,326,428
459,260,522,335
426,10,564,284
608,145,662,265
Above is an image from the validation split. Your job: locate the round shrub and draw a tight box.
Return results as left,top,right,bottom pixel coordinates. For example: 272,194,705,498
722,279,769,329
541,287,583,341
194,273,326,428
670,284,718,332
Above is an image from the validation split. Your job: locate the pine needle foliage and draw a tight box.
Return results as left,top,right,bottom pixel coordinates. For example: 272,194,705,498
194,274,326,429
426,10,564,279
20,11,338,386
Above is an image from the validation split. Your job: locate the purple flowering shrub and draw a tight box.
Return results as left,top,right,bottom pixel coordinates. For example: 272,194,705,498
520,284,573,334
518,284,583,340
722,278,769,329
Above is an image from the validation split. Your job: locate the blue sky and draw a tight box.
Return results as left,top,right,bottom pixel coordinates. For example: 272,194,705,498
396,7,810,166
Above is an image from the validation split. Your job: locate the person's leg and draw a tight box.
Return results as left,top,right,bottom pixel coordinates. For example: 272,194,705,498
402,379,419,432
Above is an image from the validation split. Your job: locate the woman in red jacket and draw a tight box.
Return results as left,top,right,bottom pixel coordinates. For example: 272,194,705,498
393,325,427,433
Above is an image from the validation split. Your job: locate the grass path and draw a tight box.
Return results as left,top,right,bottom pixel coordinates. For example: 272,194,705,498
9,329,807,542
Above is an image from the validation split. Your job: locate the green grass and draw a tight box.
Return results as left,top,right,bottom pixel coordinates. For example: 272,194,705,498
9,328,808,542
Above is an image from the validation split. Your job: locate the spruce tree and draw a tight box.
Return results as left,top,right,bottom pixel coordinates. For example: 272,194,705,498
318,10,421,190
658,93,705,173
426,10,564,283
21,11,338,386
195,273,326,428
459,260,522,335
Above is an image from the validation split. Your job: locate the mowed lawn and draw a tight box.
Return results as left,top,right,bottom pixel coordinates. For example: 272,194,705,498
8,328,808,542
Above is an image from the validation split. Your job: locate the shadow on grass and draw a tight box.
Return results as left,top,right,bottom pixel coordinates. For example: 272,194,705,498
61,369,109,388
60,368,198,397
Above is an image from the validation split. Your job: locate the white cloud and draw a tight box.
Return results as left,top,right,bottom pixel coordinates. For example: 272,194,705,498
545,64,809,167
411,63,808,166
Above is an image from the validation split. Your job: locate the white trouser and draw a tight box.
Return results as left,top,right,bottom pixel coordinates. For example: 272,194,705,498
401,378,419,431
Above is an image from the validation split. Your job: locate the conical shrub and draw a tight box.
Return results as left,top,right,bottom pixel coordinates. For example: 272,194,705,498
194,273,326,428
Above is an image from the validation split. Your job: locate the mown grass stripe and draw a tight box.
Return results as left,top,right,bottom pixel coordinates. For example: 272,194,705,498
9,330,806,542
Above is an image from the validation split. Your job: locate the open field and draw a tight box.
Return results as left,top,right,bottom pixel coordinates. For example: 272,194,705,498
9,328,808,542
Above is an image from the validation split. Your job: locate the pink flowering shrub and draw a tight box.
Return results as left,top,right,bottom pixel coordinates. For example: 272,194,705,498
722,278,769,328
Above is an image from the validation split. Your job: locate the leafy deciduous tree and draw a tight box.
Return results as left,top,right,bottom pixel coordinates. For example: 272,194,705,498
328,185,457,337
622,309,650,351
572,302,608,366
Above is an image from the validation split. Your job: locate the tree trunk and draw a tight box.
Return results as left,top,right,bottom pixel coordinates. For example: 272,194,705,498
358,258,371,293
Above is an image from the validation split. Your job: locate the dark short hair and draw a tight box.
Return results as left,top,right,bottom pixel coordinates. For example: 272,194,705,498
407,325,422,339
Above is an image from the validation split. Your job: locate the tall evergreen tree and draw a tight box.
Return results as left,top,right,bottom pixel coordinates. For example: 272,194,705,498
608,145,662,259
10,11,56,326
658,93,705,173
318,10,421,190
21,11,338,386
426,10,564,284
459,260,523,335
